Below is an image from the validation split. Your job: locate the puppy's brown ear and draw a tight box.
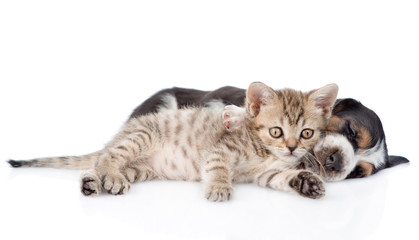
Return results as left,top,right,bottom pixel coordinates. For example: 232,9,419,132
246,82,277,117
308,84,339,118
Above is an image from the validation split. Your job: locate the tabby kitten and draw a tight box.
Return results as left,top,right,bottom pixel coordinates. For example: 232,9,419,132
9,82,338,201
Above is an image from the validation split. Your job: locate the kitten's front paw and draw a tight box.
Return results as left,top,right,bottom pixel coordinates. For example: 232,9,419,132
205,184,234,202
289,171,325,199
222,105,245,131
81,171,101,197
102,172,131,195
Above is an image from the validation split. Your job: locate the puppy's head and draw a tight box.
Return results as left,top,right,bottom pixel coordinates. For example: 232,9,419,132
301,98,409,182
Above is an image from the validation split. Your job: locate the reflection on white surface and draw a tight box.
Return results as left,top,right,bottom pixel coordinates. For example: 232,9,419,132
1,163,415,240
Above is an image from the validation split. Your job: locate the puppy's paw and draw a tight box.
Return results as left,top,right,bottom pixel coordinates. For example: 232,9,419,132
222,105,246,131
102,172,131,195
205,183,234,202
346,162,374,179
81,171,101,197
289,171,325,199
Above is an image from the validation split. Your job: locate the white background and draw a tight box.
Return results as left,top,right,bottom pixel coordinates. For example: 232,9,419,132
1,1,418,240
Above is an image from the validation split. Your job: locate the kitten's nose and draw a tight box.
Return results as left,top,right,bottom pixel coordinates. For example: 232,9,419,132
286,139,297,154
287,146,297,153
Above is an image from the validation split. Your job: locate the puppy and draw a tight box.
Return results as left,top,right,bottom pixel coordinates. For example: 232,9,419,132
313,98,409,181
130,86,409,182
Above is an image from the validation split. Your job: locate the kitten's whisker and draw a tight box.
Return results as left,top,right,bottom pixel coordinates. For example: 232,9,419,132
304,152,326,176
309,152,327,176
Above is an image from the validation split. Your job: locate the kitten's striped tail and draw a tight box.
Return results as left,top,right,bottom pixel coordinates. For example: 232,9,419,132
7,151,102,170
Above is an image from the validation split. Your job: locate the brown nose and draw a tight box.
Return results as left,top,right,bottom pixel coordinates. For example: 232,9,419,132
286,138,297,153
288,146,297,153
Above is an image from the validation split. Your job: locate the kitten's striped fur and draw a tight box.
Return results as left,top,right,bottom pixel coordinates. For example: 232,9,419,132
9,82,338,201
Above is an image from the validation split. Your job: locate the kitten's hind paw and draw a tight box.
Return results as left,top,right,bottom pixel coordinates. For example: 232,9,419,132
81,171,101,197
290,171,325,199
102,172,131,195
205,184,234,202
124,166,156,183
222,105,246,131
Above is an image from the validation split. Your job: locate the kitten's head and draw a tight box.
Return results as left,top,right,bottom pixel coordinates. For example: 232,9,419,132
246,82,338,164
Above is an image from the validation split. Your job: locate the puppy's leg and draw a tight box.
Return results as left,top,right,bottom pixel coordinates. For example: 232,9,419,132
346,161,374,179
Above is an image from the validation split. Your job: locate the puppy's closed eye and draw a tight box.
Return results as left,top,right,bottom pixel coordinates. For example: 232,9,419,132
345,121,357,138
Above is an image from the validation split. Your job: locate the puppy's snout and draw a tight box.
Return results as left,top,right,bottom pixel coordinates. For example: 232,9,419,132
325,152,341,171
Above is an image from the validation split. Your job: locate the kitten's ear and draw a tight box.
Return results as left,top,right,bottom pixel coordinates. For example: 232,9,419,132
246,82,277,117
309,84,339,117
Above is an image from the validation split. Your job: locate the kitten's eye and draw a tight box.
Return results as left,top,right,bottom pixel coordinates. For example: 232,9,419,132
269,127,283,138
301,129,314,139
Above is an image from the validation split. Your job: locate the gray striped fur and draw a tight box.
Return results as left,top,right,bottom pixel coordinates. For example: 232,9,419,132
11,82,338,201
